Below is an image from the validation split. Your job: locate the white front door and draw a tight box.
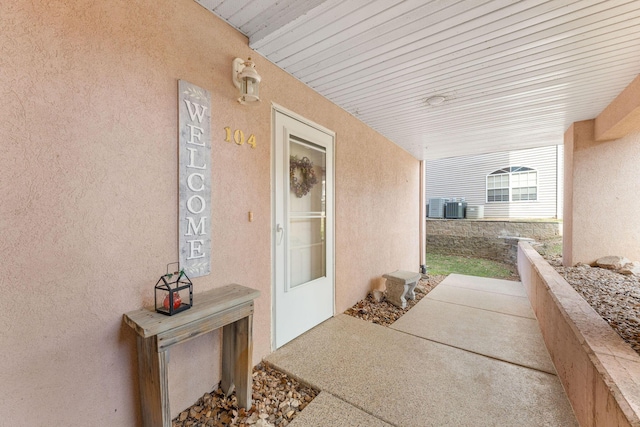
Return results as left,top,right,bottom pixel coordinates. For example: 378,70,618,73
273,108,335,349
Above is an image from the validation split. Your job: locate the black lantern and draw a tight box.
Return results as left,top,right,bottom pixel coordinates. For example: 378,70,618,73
154,263,193,316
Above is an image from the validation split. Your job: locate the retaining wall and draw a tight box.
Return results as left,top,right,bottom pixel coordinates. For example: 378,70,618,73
518,242,640,427
426,219,561,263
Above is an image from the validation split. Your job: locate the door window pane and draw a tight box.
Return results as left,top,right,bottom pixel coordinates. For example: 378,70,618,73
289,136,326,288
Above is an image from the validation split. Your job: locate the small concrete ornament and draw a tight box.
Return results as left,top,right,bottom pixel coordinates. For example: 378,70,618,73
178,80,212,277
383,270,421,309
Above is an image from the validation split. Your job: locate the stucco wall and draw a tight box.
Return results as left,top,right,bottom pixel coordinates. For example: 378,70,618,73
563,124,575,266
563,120,640,265
0,0,419,425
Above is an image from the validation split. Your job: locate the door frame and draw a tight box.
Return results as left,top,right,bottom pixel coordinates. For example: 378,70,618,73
271,103,336,351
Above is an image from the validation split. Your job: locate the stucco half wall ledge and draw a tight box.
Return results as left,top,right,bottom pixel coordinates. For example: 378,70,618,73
517,241,640,427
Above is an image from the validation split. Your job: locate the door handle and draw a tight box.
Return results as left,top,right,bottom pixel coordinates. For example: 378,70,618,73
276,224,285,245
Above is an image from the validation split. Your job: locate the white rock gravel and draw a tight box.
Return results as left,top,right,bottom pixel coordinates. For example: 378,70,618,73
548,256,640,356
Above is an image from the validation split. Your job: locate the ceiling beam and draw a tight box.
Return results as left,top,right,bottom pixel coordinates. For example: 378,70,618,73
248,0,328,49
595,74,640,141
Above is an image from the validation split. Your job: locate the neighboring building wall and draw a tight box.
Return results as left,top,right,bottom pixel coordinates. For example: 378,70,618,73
564,121,640,265
0,1,419,425
426,145,563,218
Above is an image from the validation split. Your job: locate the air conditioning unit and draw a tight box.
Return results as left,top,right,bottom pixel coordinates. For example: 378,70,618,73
466,205,485,219
445,201,467,219
428,198,448,218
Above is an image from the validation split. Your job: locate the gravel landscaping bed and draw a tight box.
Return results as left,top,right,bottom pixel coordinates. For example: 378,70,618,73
173,363,318,427
344,275,447,326
547,256,640,356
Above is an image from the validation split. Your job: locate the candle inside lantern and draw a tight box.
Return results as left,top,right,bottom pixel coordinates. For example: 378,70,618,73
163,292,182,310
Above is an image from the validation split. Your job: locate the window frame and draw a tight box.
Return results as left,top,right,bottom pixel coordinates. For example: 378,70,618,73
486,166,538,203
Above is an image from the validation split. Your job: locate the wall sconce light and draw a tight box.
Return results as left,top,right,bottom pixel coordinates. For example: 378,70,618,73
232,57,261,105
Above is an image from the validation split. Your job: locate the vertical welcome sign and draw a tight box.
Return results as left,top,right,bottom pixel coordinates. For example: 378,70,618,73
178,80,211,278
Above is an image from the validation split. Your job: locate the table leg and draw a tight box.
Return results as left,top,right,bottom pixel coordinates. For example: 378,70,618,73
221,313,253,408
137,335,170,427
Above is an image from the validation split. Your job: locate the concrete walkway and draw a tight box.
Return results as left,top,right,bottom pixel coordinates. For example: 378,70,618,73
265,274,578,426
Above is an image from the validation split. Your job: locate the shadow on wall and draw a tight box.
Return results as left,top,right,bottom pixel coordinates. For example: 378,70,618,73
369,276,386,293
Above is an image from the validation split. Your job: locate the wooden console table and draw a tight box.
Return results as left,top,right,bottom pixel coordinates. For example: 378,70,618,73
123,284,260,427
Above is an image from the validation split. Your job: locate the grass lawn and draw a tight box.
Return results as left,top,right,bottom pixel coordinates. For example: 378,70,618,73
533,236,563,258
426,252,518,280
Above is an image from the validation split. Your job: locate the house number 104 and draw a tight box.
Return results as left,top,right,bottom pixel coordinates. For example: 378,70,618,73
224,127,256,148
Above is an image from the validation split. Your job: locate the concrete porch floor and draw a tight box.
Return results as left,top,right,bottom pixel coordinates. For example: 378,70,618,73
265,274,579,426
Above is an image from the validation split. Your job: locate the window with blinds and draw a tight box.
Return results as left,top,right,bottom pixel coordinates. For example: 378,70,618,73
486,167,537,203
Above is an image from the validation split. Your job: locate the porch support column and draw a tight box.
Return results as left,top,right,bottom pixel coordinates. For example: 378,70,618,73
563,74,640,266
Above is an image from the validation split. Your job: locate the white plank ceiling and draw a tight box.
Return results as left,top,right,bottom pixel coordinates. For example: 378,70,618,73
196,0,640,160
